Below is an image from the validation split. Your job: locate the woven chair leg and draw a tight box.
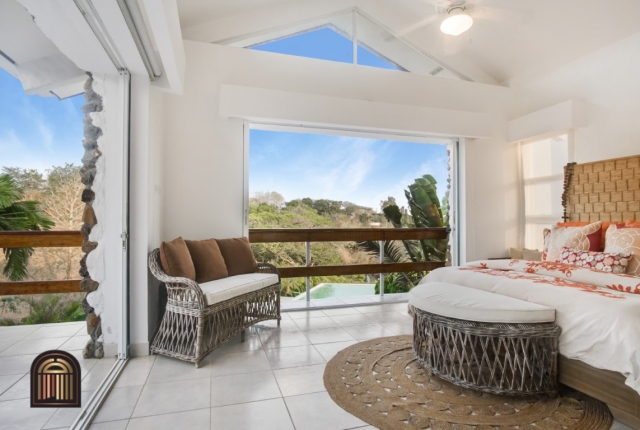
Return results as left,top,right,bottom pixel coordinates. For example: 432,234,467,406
277,294,281,324
241,329,245,342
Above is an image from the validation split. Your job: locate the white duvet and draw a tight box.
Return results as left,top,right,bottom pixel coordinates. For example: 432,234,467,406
421,259,640,395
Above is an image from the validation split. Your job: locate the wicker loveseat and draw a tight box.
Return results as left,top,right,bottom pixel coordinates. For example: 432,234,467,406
148,238,281,367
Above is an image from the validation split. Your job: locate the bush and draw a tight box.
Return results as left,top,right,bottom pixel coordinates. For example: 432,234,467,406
374,272,425,294
0,294,85,326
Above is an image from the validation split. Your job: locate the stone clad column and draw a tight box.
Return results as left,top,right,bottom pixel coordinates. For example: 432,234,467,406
79,73,103,359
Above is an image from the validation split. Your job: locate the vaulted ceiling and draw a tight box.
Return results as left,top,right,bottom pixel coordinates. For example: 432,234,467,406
176,0,640,85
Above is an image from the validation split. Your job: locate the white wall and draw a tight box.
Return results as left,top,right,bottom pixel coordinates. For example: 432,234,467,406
160,41,517,262
510,31,640,164
128,76,166,356
85,73,165,358
146,85,165,344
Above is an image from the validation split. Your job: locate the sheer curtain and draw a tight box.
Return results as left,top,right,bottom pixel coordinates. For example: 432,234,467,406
520,134,568,250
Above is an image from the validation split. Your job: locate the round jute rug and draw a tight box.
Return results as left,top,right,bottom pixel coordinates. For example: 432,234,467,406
323,335,613,430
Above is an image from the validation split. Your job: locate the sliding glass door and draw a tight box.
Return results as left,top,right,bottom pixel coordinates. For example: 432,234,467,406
244,123,458,308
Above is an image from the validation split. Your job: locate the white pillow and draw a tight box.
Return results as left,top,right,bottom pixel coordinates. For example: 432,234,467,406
543,221,602,262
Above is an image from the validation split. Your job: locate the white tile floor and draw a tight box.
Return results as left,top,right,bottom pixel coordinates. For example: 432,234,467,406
90,303,412,430
0,307,634,430
0,321,112,430
93,303,634,430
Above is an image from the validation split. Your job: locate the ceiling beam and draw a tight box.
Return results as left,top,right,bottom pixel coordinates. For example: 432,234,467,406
141,0,185,94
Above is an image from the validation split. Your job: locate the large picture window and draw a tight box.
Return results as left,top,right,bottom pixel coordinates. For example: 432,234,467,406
247,126,455,306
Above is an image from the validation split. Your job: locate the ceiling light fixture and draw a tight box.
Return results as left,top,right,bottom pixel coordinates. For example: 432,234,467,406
440,6,473,36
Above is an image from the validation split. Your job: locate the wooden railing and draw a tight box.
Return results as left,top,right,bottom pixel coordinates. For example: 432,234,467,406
0,231,83,296
248,228,449,290
0,228,449,296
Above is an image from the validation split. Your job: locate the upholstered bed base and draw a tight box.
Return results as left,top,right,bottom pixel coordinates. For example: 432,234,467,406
559,355,640,429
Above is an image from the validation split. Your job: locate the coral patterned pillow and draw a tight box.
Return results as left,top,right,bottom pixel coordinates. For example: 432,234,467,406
546,221,602,263
604,225,640,276
559,247,631,274
557,221,624,251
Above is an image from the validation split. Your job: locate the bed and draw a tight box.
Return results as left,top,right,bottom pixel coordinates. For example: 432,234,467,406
423,155,640,429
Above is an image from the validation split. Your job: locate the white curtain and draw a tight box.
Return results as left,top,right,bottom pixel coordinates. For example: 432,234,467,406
520,134,568,250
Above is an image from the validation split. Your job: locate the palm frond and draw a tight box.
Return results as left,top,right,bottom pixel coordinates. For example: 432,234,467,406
0,174,22,209
384,240,410,264
11,201,54,230
0,173,54,281
2,247,34,281
357,173,449,295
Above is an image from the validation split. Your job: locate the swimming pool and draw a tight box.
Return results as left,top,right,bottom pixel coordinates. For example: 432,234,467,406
292,283,376,300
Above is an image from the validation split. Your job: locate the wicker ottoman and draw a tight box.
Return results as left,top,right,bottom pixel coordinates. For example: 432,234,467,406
410,282,561,395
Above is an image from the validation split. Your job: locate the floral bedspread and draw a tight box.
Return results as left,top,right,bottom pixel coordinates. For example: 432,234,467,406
421,261,640,394
466,259,640,295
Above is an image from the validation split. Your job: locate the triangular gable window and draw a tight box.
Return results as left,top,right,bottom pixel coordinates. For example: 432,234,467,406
252,27,356,65
220,9,459,79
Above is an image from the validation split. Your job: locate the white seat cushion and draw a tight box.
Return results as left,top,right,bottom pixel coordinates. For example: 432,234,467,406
199,273,279,306
409,282,555,323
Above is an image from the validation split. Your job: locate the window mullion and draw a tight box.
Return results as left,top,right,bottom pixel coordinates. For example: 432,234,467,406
352,9,357,64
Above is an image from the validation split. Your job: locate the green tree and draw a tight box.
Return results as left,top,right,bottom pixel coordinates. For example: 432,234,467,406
0,173,54,281
1,167,45,195
357,174,449,293
380,196,397,210
248,198,371,297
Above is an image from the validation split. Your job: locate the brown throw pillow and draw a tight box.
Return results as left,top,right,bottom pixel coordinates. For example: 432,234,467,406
216,237,259,276
185,239,228,283
159,237,196,280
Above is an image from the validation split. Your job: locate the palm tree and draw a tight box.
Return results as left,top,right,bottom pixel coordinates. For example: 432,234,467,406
0,173,54,281
357,174,449,293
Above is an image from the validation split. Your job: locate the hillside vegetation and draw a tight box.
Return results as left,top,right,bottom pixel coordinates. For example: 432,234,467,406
249,176,449,298
249,192,392,296
0,165,85,324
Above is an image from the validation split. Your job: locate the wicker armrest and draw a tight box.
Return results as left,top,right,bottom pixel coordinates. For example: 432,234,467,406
257,262,280,280
148,249,206,309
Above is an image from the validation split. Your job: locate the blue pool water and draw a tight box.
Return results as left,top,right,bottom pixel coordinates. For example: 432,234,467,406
292,283,376,300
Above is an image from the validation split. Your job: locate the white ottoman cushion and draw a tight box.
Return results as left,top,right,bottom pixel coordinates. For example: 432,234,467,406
409,282,555,323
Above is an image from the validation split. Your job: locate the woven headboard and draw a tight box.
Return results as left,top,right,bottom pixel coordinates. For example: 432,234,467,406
562,155,640,222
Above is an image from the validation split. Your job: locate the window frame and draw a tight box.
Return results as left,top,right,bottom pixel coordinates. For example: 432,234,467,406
242,120,461,272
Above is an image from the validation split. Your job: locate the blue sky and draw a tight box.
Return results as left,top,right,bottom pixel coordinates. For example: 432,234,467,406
0,68,84,173
250,27,448,212
252,27,399,70
0,27,449,212
250,130,450,212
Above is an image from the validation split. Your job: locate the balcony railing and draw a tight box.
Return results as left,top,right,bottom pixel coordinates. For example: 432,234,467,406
0,228,449,297
249,227,449,299
0,231,83,296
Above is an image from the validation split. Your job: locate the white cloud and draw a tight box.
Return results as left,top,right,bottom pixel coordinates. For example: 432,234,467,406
0,129,23,152
364,156,450,211
250,134,451,212
36,119,54,152
0,129,74,173
309,138,378,198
